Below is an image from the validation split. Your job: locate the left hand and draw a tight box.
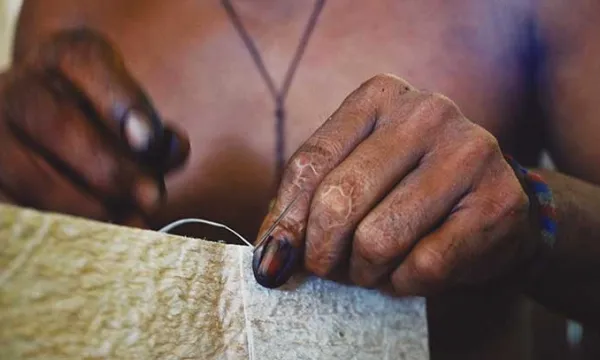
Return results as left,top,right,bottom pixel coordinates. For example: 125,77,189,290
253,74,537,296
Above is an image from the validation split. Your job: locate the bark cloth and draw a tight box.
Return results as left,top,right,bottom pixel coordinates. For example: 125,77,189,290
0,204,429,359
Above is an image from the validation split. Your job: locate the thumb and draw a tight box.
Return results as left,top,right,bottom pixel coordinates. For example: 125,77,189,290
252,191,308,288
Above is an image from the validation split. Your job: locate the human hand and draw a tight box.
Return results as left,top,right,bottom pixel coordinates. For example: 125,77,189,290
253,74,538,295
0,28,189,226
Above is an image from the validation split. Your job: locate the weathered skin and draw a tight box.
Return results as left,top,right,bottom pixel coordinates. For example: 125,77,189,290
2,0,600,359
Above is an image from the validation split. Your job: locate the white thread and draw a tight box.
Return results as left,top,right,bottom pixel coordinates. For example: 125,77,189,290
158,218,254,247
239,247,255,360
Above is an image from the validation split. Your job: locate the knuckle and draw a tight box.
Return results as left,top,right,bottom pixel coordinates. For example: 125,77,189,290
284,148,329,189
284,138,342,191
423,92,461,120
405,92,462,129
313,182,355,225
422,92,459,111
479,166,530,221
463,129,500,159
411,246,451,284
353,220,392,265
361,73,413,96
313,171,369,226
285,154,310,188
301,137,343,164
366,73,400,87
476,129,500,152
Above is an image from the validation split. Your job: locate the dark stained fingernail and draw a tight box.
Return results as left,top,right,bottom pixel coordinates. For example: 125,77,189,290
168,133,179,157
252,235,300,289
160,128,190,169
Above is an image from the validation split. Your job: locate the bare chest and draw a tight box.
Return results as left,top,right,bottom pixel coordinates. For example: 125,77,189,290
75,2,538,358
91,0,534,238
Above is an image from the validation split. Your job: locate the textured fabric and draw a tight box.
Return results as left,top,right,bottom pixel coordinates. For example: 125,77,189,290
0,204,429,359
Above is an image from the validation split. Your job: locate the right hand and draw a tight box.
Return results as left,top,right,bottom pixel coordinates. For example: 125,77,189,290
0,28,190,227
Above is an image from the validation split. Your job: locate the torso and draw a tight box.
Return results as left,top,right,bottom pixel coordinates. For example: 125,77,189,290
18,0,543,358
79,0,540,241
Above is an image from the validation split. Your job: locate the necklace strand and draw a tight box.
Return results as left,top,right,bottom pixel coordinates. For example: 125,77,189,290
221,0,327,182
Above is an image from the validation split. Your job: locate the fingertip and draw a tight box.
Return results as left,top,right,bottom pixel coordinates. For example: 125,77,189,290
133,177,164,213
252,231,303,289
390,261,447,297
348,256,381,288
390,282,414,297
251,192,308,288
390,271,420,297
121,214,150,229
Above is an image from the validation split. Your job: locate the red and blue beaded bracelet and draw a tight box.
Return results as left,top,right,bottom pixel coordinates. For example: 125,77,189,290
504,155,557,250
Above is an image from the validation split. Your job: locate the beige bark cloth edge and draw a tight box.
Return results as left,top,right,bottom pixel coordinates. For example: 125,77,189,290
0,204,429,359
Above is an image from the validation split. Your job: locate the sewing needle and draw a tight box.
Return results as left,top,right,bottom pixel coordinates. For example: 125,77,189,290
256,191,304,248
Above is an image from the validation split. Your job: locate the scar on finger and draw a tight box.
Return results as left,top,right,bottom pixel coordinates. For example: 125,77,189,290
291,155,320,189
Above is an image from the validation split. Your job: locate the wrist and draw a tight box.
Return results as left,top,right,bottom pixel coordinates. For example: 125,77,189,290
504,155,557,286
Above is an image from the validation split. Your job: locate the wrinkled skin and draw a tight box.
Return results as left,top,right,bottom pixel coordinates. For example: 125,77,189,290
254,74,537,295
0,29,190,226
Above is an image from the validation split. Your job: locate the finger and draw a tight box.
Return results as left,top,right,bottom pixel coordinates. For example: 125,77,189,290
304,90,474,278
252,191,311,288
0,127,109,220
349,130,497,287
390,170,528,296
253,74,415,288
121,214,150,229
26,28,188,171
0,181,16,204
3,72,161,217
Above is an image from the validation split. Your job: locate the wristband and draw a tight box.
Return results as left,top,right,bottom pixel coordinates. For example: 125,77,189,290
504,155,557,249
503,155,558,284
